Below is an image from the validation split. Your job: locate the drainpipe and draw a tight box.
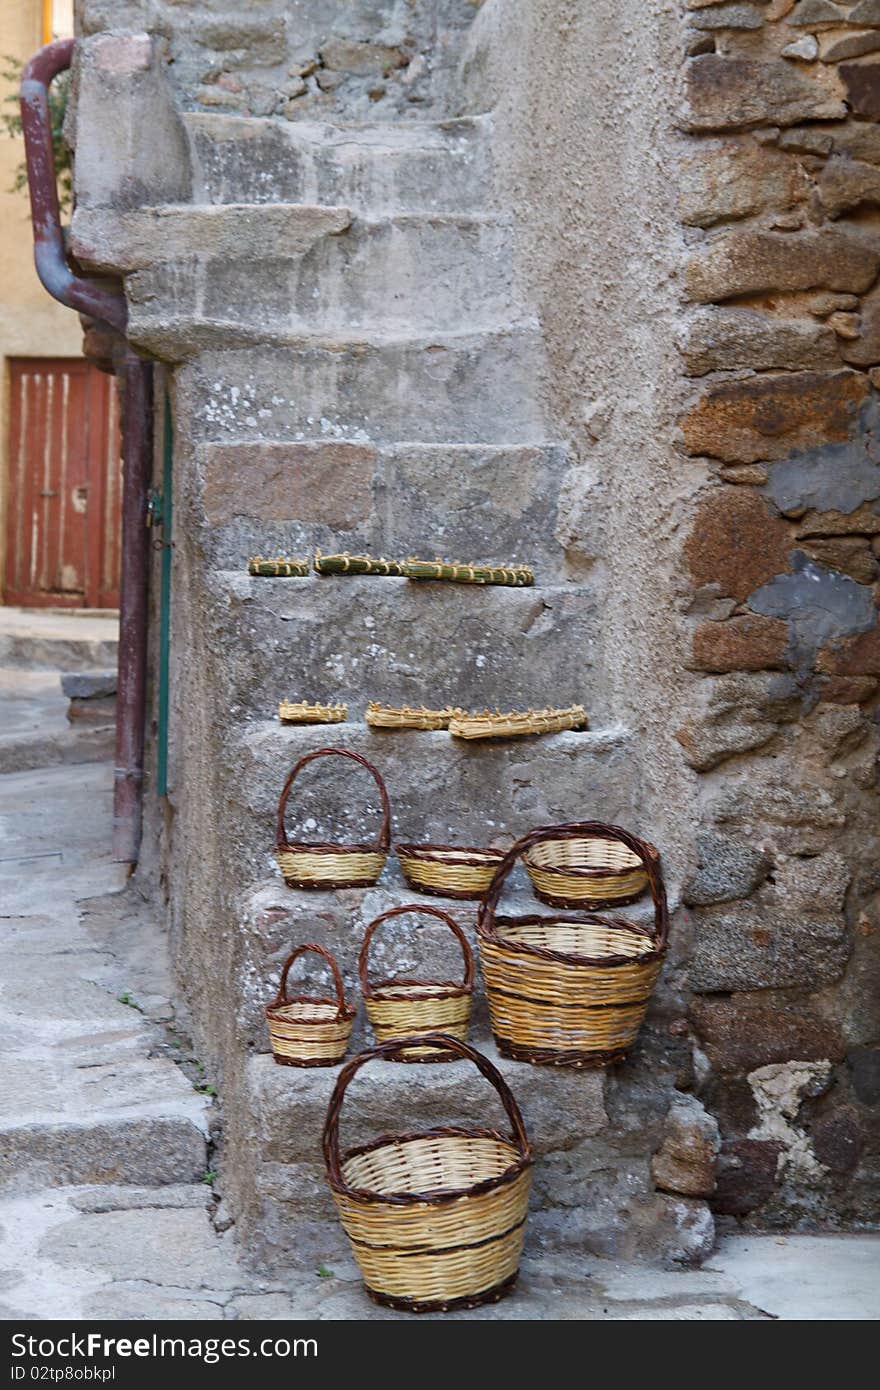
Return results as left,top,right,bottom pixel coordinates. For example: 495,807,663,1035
20,38,152,864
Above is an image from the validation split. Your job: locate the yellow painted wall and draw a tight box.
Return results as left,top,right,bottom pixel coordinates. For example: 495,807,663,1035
0,0,81,599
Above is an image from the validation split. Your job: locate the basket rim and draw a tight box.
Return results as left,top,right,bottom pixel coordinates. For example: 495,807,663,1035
395,842,506,865
367,976,474,1002
266,992,357,1024
275,840,388,856
330,1125,532,1206
478,912,666,967
522,843,648,881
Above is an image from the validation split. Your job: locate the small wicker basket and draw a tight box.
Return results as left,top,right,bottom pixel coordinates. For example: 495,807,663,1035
278,700,348,725
395,842,506,900
522,833,652,909
274,747,391,890
359,905,474,1060
248,556,310,577
265,944,355,1067
476,822,668,1068
323,1033,532,1313
448,705,588,740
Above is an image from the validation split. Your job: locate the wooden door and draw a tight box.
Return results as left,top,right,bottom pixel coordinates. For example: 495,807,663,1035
3,358,121,608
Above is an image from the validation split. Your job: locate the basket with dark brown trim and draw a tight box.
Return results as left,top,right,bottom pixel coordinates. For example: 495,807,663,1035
265,944,356,1067
522,832,652,909
394,842,505,900
274,747,391,890
359,905,474,1060
476,822,668,1068
322,1033,532,1313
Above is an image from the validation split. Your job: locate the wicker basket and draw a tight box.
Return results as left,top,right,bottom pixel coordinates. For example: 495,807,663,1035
274,747,391,890
366,703,460,731
402,558,534,587
278,700,348,725
322,1033,532,1312
359,905,474,1060
476,822,668,1068
449,705,588,740
265,944,356,1067
314,550,404,577
248,556,310,577
522,833,652,909
395,842,505,900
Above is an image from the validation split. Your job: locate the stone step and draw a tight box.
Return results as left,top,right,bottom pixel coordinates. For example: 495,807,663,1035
184,113,494,216
196,440,576,579
0,609,118,673
0,668,114,775
203,570,600,715
234,1046,611,1267
166,331,550,442
236,874,669,1057
219,721,637,889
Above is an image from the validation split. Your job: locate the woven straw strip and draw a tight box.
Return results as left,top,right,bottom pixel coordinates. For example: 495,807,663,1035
366,703,460,730
314,550,405,577
278,701,348,724
526,863,649,905
479,935,663,1007
275,847,387,888
335,1139,529,1249
349,1222,526,1306
449,705,588,740
402,559,534,587
485,993,650,1053
248,556,310,577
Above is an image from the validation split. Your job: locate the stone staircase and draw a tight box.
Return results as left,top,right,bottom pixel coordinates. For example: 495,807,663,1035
68,11,706,1271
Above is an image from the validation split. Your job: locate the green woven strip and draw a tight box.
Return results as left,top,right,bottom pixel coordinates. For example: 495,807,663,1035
402,559,534,587
314,552,405,576
248,556,310,577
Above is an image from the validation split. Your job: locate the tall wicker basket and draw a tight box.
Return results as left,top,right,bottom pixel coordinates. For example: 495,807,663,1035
274,747,391,890
322,1033,533,1313
265,944,356,1067
359,905,474,1061
477,822,668,1068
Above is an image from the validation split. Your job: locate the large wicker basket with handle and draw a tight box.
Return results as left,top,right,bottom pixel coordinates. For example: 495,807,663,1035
273,747,391,890
322,1033,532,1313
477,822,668,1068
359,905,474,1061
265,944,356,1067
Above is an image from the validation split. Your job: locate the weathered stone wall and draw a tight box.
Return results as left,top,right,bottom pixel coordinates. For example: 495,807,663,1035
678,1,880,1225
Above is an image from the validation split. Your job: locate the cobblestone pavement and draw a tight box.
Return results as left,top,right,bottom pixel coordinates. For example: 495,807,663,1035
0,638,876,1321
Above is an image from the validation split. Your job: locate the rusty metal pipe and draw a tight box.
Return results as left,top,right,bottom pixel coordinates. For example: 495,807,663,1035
20,39,151,864
20,39,127,332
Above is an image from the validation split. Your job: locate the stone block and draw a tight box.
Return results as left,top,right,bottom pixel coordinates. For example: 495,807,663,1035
840,63,880,119
651,1094,720,1197
319,40,408,73
690,996,845,1073
850,0,880,21
687,228,880,304
817,623,880,676
60,670,117,700
680,142,807,228
689,907,849,991
810,1105,864,1172
818,156,880,219
200,441,378,529
689,2,768,26
800,537,879,584
0,1117,206,1193
692,615,790,672
790,0,851,22
766,850,851,912
798,503,880,539
683,830,771,906
683,371,868,465
712,1138,784,1215
676,672,801,771
684,490,792,602
679,309,840,377
842,279,880,366
749,556,876,663
848,1045,880,1104
684,55,845,133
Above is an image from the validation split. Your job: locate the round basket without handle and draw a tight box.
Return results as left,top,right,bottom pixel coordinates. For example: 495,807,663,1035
359,905,475,1061
522,832,653,910
394,843,505,900
476,822,668,1068
322,1033,532,1313
265,944,356,1067
273,747,391,890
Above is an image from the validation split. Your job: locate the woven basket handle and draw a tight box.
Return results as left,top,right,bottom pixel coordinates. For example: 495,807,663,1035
274,746,391,852
271,943,349,1021
357,904,475,997
322,1033,530,1190
477,821,669,948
